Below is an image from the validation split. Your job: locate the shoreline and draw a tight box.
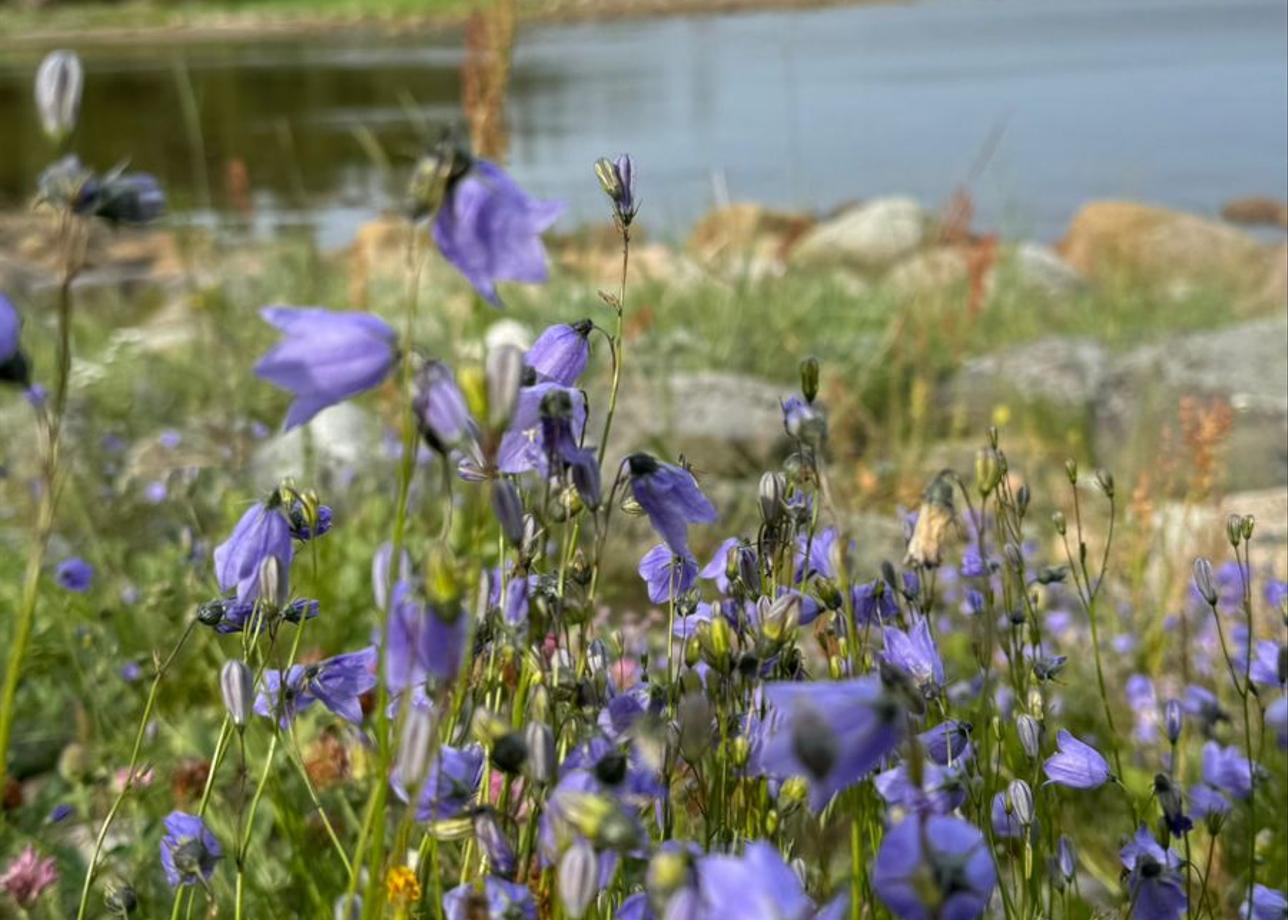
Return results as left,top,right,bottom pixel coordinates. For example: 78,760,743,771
0,0,892,48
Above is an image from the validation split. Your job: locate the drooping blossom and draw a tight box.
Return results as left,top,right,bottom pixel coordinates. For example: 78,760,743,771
443,874,537,920
873,814,996,920
918,720,973,766
638,544,698,605
159,812,222,889
876,762,967,815
55,556,94,592
254,306,398,431
393,744,484,822
213,500,293,602
0,293,30,388
701,537,759,594
991,791,1026,840
1241,885,1288,920
0,845,58,908
432,159,564,308
1120,826,1187,920
1201,741,1257,799
1267,696,1288,750
881,618,945,694
254,648,376,728
413,360,478,455
754,676,904,810
1043,730,1111,789
498,383,586,476
626,453,717,556
693,841,813,920
528,320,592,386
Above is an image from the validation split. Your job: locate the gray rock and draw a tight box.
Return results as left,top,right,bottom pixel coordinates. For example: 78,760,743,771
1095,317,1288,490
251,402,388,487
1005,243,1086,298
884,246,970,298
597,370,790,475
790,197,928,274
943,337,1109,427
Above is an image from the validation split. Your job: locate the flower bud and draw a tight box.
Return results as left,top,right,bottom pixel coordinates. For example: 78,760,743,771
34,50,83,143
1095,468,1114,498
698,617,735,673
257,555,288,611
1241,514,1255,542
647,848,690,901
758,472,786,525
975,448,1003,497
474,809,517,878
1164,699,1183,745
1007,779,1035,826
1016,483,1031,517
333,894,362,920
799,356,820,404
394,706,434,789
1016,714,1042,760
760,592,800,645
678,692,714,763
1193,557,1218,606
486,344,525,431
523,721,556,785
778,776,810,810
490,479,525,548
593,154,637,225
220,659,253,729
1056,836,1076,883
593,158,623,201
1051,510,1066,536
1064,458,1078,483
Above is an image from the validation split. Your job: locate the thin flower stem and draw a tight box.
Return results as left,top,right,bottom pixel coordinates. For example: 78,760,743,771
74,618,199,920
595,224,630,467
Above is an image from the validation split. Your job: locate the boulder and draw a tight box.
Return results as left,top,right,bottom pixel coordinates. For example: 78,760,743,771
251,402,389,487
687,202,814,279
943,337,1109,430
1059,201,1280,307
883,246,970,298
790,197,929,274
596,370,790,476
1094,317,1288,491
1221,196,1288,229
1003,242,1086,298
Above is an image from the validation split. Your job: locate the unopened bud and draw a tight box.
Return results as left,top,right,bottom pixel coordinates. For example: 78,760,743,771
523,721,556,785
1095,468,1114,498
104,878,138,915
559,840,598,919
486,345,525,431
1226,514,1244,547
34,50,83,143
1008,779,1035,826
799,356,820,404
220,659,253,729
1016,714,1041,760
1164,699,1183,745
1051,510,1066,536
257,555,288,610
1056,836,1076,883
1064,459,1078,483
975,448,1003,496
1193,558,1218,606
758,472,786,525
760,592,801,644
490,479,525,548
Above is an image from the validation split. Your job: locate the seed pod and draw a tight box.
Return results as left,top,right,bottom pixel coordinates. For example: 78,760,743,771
220,659,254,729
34,50,83,143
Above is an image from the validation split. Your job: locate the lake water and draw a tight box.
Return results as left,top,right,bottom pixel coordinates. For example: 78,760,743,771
1,0,1285,247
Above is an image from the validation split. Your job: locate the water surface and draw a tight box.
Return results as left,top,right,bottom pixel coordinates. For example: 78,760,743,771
1,0,1284,246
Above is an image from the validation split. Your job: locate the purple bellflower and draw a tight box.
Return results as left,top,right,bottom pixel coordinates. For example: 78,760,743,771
694,841,813,920
159,811,222,889
876,762,967,815
1201,741,1257,799
498,383,586,476
254,648,376,728
213,500,293,603
1120,826,1187,920
528,320,593,385
626,454,717,556
432,160,564,308
55,557,94,592
638,544,698,604
881,618,945,695
394,744,484,822
755,676,904,811
919,720,973,766
1043,730,1112,789
1241,885,1288,920
443,874,537,920
413,360,478,455
254,306,398,431
0,293,30,388
873,814,996,920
